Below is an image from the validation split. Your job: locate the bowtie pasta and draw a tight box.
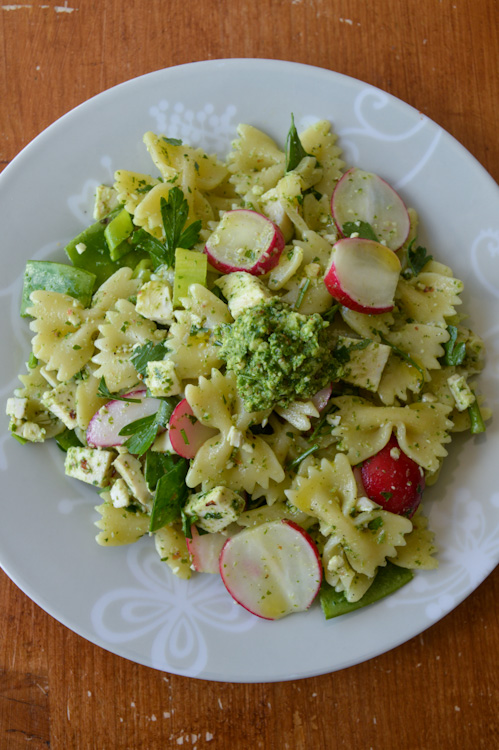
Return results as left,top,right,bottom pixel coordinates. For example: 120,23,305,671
6,117,490,620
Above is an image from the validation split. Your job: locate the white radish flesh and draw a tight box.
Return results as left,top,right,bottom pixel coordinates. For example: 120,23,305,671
204,209,285,275
168,398,217,459
219,520,322,620
86,389,161,448
311,383,333,412
332,167,410,250
324,237,401,313
186,526,232,574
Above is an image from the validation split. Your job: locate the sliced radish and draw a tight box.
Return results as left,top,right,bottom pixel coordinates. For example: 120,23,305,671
324,237,401,313
361,435,425,517
186,526,233,574
168,398,217,459
219,520,322,620
86,389,162,448
332,167,410,250
204,209,285,276
311,383,333,412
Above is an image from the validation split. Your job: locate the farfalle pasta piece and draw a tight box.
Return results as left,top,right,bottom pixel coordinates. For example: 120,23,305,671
395,270,463,326
377,357,424,405
285,455,412,580
299,120,344,198
227,124,286,201
91,267,142,312
385,323,450,372
166,284,232,381
143,131,228,192
185,369,284,494
331,395,453,471
95,495,150,546
92,298,165,392
113,170,161,215
28,291,101,382
389,507,438,570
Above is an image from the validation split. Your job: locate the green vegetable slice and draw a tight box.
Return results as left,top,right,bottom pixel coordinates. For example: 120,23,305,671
104,208,134,261
21,260,96,316
173,247,208,306
320,562,413,619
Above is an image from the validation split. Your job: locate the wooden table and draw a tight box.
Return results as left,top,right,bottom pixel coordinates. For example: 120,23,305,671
1,1,498,748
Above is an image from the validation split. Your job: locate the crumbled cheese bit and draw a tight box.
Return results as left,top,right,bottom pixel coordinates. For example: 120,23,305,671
75,242,87,255
447,373,475,412
110,478,132,508
389,447,401,460
6,397,28,420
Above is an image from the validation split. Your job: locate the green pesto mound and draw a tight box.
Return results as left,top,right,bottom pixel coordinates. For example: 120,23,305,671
217,298,343,412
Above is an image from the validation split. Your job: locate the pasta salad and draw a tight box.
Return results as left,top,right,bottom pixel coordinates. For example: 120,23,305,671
6,117,489,620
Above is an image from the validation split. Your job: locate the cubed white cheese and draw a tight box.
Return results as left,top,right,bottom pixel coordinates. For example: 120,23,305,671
113,452,152,510
215,272,271,318
16,421,46,442
135,279,174,325
93,184,120,220
42,382,78,429
6,397,28,420
145,359,181,397
65,446,115,487
184,486,245,533
110,478,132,508
447,374,476,412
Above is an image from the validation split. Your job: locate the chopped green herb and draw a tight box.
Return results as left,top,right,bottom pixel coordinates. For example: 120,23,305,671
294,278,310,310
287,444,320,470
130,340,170,377
285,113,310,172
119,399,175,456
403,239,433,278
342,221,379,242
97,377,142,403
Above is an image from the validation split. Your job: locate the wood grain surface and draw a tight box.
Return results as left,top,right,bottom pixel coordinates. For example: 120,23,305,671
1,1,498,748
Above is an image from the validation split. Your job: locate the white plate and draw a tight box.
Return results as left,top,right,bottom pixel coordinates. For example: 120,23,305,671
0,59,498,683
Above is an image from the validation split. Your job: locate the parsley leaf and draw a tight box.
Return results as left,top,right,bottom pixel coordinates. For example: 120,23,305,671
342,221,379,242
404,239,433,278
149,459,189,532
441,325,466,367
131,187,201,267
97,376,141,403
162,136,183,146
285,113,310,172
131,340,170,377
161,187,202,265
119,399,174,456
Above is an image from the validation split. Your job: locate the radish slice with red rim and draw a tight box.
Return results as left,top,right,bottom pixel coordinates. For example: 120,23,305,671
219,519,322,620
186,526,232,574
168,398,218,459
311,383,333,412
324,237,401,313
86,388,162,448
204,209,285,275
332,167,410,251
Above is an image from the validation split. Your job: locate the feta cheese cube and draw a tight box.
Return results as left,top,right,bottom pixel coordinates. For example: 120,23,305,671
110,478,132,508
65,446,115,487
6,397,28,420
136,279,174,324
145,359,181,397
184,486,245,533
42,382,78,429
447,374,476,412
